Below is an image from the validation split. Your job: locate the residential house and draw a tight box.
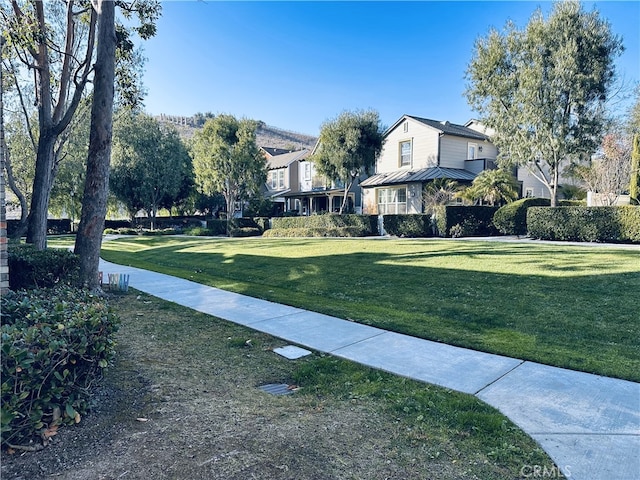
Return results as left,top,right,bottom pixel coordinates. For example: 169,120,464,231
262,147,308,215
262,146,363,215
361,115,498,214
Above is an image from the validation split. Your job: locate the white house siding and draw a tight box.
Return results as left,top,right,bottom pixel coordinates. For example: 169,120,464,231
407,182,423,213
439,135,498,170
377,118,439,173
439,136,471,169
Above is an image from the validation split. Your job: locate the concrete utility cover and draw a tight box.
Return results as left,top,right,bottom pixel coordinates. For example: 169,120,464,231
258,384,297,396
273,345,312,359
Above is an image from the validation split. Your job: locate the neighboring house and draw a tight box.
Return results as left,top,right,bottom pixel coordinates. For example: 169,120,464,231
262,145,363,215
361,115,498,214
262,147,309,215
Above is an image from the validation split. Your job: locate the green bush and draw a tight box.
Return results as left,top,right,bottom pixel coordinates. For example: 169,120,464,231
205,219,229,235
442,206,500,237
183,227,216,236
527,206,640,243
1,288,120,448
270,214,377,234
382,215,433,237
229,227,262,237
139,228,179,236
103,227,139,235
385,207,499,238
493,198,551,235
8,244,80,290
263,226,367,238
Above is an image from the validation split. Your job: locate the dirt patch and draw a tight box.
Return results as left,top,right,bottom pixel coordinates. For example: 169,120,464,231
1,292,528,479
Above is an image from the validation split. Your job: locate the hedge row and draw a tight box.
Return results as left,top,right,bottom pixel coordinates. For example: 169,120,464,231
528,206,640,243
270,214,377,235
383,207,499,238
7,219,72,237
8,244,80,290
263,226,368,238
1,288,120,448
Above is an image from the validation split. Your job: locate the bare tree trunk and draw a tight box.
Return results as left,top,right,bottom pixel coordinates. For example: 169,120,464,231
26,132,57,249
74,0,116,289
1,137,28,238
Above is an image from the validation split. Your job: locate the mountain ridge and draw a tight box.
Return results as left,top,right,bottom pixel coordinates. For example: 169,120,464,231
156,114,318,151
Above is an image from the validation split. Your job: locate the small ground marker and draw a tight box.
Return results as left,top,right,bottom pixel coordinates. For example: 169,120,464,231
273,345,312,360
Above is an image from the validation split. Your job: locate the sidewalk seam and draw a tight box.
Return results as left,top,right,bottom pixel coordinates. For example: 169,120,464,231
473,359,526,396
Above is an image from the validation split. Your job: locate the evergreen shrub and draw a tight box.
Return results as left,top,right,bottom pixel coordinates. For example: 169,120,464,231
493,198,551,235
8,244,79,290
270,215,376,235
527,206,640,243
1,288,120,448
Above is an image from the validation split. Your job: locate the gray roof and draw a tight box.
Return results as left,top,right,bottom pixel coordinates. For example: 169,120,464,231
360,166,477,187
262,147,294,157
267,149,310,169
402,116,490,141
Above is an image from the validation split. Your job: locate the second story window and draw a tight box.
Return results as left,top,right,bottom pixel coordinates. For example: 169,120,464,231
278,169,285,189
400,140,411,167
304,162,311,181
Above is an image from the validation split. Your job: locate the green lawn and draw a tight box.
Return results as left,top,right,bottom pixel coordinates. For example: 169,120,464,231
101,236,640,382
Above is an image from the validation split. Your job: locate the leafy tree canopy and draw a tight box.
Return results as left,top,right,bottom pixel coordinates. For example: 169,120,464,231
110,111,192,227
465,0,623,206
191,114,266,221
311,109,385,213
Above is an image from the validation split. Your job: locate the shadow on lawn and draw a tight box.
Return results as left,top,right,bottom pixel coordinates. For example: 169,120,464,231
102,239,640,382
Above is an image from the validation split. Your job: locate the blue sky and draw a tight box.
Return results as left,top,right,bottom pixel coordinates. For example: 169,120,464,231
139,1,640,136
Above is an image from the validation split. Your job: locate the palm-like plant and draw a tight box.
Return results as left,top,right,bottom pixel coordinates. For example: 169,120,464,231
462,169,519,206
423,178,460,213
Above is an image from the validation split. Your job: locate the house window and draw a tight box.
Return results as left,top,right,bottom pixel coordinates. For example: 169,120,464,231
269,171,277,189
278,169,285,189
304,162,311,181
400,141,411,167
377,187,407,214
525,187,534,198
403,121,409,133
468,143,478,160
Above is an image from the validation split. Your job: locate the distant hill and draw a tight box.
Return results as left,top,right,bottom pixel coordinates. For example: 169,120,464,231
156,114,317,151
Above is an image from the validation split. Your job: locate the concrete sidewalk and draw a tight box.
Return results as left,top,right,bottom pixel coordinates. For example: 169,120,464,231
100,258,640,480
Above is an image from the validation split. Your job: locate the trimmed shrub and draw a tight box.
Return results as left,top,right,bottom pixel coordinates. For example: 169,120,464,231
493,198,551,235
527,206,640,243
443,206,499,237
382,208,499,238
205,219,229,235
229,227,262,237
183,226,216,236
46,219,72,235
270,214,377,235
1,288,120,448
104,220,132,230
8,244,80,290
382,215,433,237
262,226,368,238
103,227,139,235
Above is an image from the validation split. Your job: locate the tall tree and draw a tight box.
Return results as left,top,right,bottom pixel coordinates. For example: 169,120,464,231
311,110,385,214
192,115,266,227
465,0,623,206
74,0,116,289
2,0,159,249
110,112,192,228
